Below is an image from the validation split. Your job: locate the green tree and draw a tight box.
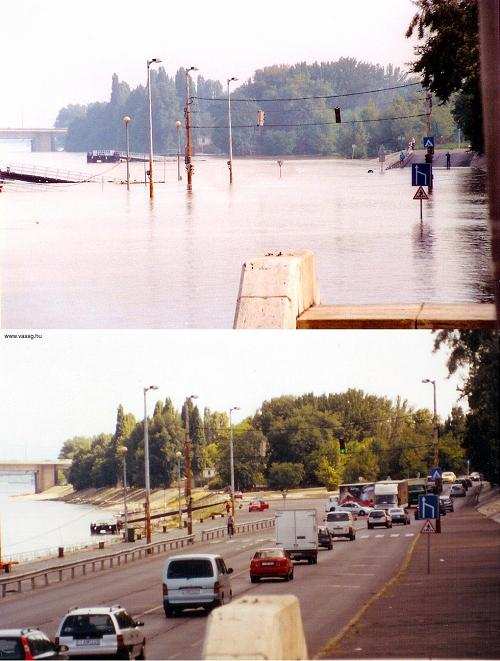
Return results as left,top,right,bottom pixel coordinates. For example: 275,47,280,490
217,427,266,490
268,462,304,490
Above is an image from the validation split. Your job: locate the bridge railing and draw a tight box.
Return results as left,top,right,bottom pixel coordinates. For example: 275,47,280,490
0,517,275,599
0,161,109,183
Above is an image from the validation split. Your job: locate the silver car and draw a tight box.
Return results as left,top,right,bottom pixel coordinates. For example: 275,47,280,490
56,606,145,659
162,554,233,617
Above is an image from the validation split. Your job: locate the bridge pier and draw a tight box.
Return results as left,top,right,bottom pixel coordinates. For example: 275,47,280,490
31,133,55,152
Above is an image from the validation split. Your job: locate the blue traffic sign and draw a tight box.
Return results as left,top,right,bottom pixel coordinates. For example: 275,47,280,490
423,136,435,148
418,494,440,520
428,467,442,480
412,163,432,186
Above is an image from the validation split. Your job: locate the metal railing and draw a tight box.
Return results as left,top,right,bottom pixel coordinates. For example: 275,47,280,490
0,162,109,183
0,517,275,599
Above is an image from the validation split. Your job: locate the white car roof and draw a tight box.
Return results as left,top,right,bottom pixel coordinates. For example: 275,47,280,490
63,606,125,616
165,553,220,562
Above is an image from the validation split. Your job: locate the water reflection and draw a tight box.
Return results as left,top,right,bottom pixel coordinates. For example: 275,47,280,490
1,153,493,328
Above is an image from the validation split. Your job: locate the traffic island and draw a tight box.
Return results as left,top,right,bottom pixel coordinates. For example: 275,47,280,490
319,491,500,659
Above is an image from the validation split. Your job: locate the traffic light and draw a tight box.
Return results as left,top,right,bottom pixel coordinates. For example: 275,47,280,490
257,110,266,127
334,107,341,123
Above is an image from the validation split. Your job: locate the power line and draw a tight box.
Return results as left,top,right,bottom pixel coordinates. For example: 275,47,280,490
192,112,429,130
192,81,422,103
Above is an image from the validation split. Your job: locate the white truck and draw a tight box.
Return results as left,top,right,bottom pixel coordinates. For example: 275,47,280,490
374,480,408,510
275,509,318,564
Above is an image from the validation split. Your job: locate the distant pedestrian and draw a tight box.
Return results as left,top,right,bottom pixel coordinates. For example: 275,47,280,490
225,501,231,514
399,151,405,163
446,152,451,169
227,514,234,537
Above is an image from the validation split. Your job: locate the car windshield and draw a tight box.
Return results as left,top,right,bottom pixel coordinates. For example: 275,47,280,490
61,614,116,637
167,558,214,579
370,511,385,517
0,638,23,660
254,549,284,558
390,509,404,514
327,512,349,521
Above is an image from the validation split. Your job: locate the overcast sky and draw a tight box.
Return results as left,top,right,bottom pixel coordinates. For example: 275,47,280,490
1,0,418,127
0,330,464,460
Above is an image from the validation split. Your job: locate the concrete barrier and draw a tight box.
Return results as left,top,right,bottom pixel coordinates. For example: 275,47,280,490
203,594,308,660
233,250,320,329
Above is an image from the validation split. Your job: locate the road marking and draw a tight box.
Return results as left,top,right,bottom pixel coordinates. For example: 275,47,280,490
405,533,415,537
359,535,370,539
375,534,384,538
138,605,162,616
390,534,400,538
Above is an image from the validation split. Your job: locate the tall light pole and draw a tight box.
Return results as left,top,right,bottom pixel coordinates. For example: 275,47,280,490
175,120,182,181
123,116,131,191
422,378,438,466
117,446,129,541
143,384,159,545
175,450,183,528
184,394,198,536
227,77,238,184
147,58,161,199
184,67,197,191
229,406,240,517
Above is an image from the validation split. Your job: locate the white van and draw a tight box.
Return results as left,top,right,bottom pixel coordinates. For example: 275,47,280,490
162,554,233,617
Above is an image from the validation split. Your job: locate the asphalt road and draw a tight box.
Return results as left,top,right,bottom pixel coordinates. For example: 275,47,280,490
1,496,461,659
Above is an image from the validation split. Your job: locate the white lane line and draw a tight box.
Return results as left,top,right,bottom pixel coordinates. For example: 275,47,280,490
138,605,162,616
375,534,384,538
405,533,415,537
390,534,400,537
359,535,370,539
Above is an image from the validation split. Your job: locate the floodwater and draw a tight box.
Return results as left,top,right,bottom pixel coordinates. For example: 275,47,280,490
0,480,111,561
1,148,492,328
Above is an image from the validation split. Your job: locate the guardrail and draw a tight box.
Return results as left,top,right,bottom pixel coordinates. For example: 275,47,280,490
0,534,195,599
0,517,275,599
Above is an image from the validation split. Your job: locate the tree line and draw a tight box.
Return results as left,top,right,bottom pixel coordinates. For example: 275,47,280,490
56,58,457,159
62,387,470,493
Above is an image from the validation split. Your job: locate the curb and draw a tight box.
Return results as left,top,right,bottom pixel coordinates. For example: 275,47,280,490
315,532,420,659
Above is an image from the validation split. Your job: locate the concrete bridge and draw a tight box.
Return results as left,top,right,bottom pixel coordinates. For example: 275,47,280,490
0,128,67,152
0,460,71,492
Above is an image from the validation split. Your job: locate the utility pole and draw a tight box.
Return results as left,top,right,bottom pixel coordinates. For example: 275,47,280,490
147,58,161,199
426,91,434,192
184,394,198,536
143,385,159,547
175,120,182,181
118,446,129,541
423,378,441,533
227,77,238,184
176,451,183,528
229,406,240,517
123,116,131,191
184,67,197,191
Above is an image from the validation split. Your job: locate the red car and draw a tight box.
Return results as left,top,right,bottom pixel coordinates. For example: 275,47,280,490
250,548,294,582
248,499,269,512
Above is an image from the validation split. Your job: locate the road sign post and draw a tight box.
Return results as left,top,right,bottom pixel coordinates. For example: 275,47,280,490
421,519,436,574
413,185,429,220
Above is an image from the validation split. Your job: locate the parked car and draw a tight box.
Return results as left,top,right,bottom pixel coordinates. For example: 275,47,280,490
0,629,67,660
456,477,472,490
336,502,372,518
439,495,454,512
324,511,356,541
318,526,333,550
56,606,145,659
162,554,233,617
442,471,457,483
234,491,243,499
367,509,392,529
248,500,269,512
450,483,466,497
249,548,294,582
470,472,482,482
388,507,410,525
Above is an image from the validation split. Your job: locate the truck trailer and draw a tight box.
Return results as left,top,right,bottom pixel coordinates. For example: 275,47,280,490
275,509,318,564
338,482,375,507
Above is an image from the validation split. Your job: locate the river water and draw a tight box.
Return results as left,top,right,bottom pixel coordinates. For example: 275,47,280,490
0,479,112,562
1,148,492,328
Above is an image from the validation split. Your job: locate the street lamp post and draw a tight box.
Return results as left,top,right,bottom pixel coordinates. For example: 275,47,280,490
143,384,159,546
117,446,129,541
423,378,441,533
123,116,131,191
184,394,198,536
147,58,162,199
229,406,240,516
175,120,182,181
175,450,182,528
227,77,238,184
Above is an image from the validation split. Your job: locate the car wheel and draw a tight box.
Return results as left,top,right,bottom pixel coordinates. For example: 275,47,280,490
136,644,146,660
116,647,133,660
250,575,259,583
367,523,372,529
290,571,294,580
164,604,176,618
328,543,333,550
284,572,290,582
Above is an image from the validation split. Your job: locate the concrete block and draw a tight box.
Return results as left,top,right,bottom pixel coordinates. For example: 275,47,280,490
233,250,320,329
203,594,308,660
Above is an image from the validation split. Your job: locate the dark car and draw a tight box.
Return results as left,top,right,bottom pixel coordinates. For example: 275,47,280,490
388,507,410,525
439,495,454,512
0,629,67,660
318,526,333,550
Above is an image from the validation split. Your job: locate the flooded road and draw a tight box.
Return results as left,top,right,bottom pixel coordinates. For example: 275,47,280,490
1,151,492,328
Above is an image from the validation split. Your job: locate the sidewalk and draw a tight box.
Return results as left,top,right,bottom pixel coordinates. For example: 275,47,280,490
323,487,500,659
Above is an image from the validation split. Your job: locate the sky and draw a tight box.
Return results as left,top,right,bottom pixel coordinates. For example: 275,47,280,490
0,330,465,460
0,0,418,127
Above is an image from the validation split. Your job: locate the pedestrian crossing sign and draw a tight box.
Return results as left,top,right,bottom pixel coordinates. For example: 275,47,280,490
423,136,435,148
413,186,429,200
421,520,436,534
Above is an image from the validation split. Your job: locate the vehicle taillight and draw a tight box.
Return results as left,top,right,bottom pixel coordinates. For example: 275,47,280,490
162,582,168,595
117,634,124,649
213,581,221,594
20,637,33,660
